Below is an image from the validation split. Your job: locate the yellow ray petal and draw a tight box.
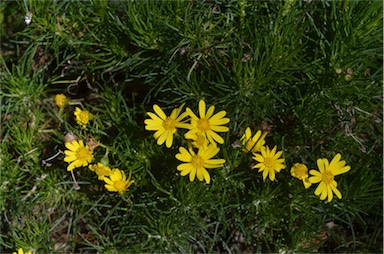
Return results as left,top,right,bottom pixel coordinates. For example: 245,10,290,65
153,105,167,120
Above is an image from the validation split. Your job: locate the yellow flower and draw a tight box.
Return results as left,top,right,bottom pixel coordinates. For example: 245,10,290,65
144,104,189,148
104,169,134,195
175,144,225,184
253,146,286,181
64,140,94,171
55,93,68,109
89,162,113,180
189,132,210,148
308,154,350,202
240,127,267,153
74,107,93,128
12,248,32,254
185,100,230,145
290,163,311,189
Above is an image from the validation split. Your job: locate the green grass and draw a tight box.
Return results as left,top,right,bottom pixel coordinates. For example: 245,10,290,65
1,0,382,253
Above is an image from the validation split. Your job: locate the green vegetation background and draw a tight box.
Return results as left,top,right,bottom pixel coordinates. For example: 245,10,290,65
1,0,382,253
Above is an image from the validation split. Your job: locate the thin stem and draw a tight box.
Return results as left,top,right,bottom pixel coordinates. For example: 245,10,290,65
70,170,81,190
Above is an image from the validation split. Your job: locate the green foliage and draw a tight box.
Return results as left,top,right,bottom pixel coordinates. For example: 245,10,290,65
1,0,382,253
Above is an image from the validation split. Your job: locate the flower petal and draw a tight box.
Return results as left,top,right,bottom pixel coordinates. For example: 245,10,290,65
157,131,167,145
269,170,276,181
333,165,351,176
105,184,117,192
209,111,228,123
329,153,342,169
189,167,196,182
196,168,204,181
67,162,76,171
198,100,206,118
315,181,325,196
201,167,211,184
176,147,192,162
303,178,312,189
210,125,229,132
330,184,342,199
153,105,167,120
205,158,225,165
207,130,224,144
253,153,264,163
206,105,215,119
146,112,164,124
317,159,325,173
165,131,174,148
262,169,268,181
177,163,192,172
65,141,78,151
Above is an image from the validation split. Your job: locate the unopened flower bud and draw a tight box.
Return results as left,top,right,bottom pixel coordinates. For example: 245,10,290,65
100,155,109,166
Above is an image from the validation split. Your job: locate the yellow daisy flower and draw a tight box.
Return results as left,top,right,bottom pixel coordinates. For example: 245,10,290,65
308,154,351,202
175,144,225,184
290,163,311,189
64,140,94,171
12,248,32,254
189,132,210,148
252,146,286,181
74,107,93,128
89,162,113,180
185,100,230,145
240,127,267,153
55,93,68,109
144,104,189,148
104,169,134,195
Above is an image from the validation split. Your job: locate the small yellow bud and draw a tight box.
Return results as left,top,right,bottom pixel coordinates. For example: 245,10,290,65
55,94,68,109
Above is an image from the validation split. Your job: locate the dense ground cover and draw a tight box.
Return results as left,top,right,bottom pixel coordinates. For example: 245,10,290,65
1,1,382,253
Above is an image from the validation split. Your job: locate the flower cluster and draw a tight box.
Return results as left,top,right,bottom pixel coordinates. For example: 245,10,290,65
290,154,350,202
145,100,229,184
240,127,285,182
57,93,351,202
239,127,350,202
63,138,134,195
58,94,134,196
54,94,93,128
88,161,134,195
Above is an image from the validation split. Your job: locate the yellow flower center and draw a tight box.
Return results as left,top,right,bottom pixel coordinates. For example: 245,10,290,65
264,157,274,168
322,171,334,185
197,119,210,132
194,134,206,147
76,147,91,160
293,164,308,179
191,155,204,168
96,167,111,176
114,180,126,191
163,117,176,130
79,111,89,123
